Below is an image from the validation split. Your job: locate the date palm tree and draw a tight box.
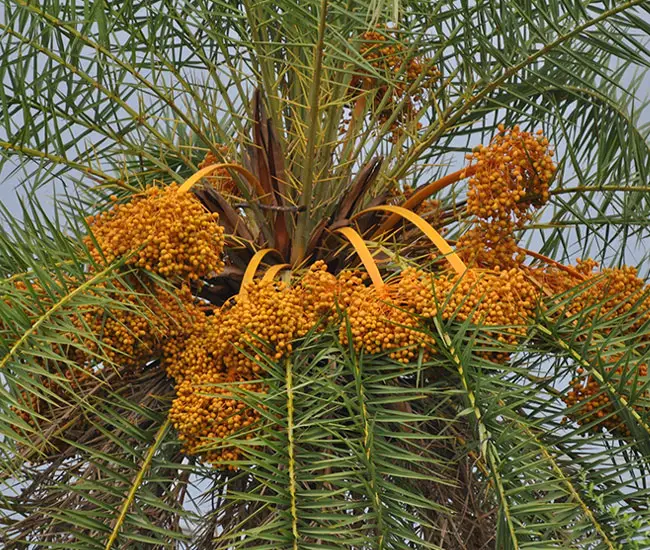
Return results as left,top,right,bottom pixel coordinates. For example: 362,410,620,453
1,0,650,548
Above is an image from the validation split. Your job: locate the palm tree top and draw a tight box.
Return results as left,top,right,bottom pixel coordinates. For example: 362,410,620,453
1,1,650,548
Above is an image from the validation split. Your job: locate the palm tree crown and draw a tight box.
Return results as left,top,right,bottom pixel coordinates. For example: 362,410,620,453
1,1,650,548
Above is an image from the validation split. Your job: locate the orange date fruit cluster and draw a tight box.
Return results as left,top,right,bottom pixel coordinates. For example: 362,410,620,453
458,126,556,268
163,262,356,468
434,268,539,362
11,364,96,461
85,184,225,280
340,282,435,363
347,28,440,141
563,361,649,437
72,281,203,377
169,374,263,468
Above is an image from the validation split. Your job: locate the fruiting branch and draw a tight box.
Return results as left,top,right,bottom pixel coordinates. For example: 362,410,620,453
373,166,475,237
262,264,291,281
241,248,284,290
334,227,384,289
519,247,587,281
357,205,466,275
179,163,267,199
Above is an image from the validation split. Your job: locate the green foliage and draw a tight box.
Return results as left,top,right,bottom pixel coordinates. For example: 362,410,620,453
1,0,650,548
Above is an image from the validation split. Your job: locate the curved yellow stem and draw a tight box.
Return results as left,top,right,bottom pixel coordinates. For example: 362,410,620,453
241,249,282,293
358,205,467,275
262,263,291,282
335,227,384,289
372,166,475,237
518,247,587,280
178,163,267,199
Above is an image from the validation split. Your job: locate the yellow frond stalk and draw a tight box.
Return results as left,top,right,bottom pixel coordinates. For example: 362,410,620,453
335,227,384,289
373,167,475,237
262,263,292,282
241,249,282,293
358,205,466,275
178,163,267,199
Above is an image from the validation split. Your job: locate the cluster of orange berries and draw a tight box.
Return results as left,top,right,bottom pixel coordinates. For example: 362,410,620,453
458,126,556,268
434,267,539,361
85,184,225,279
6,182,227,460
197,145,239,197
163,262,347,467
169,374,263,466
162,310,265,467
6,275,202,379
563,361,649,437
220,280,308,378
537,258,650,328
457,222,525,270
11,363,96,460
341,272,436,363
567,263,646,325
348,28,440,141
13,364,93,424
340,266,539,364
2,279,50,334
7,276,208,461
465,126,555,220
72,281,203,376
527,264,577,296
162,312,222,384
528,258,650,435
356,29,439,93
165,262,488,467
163,262,342,385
